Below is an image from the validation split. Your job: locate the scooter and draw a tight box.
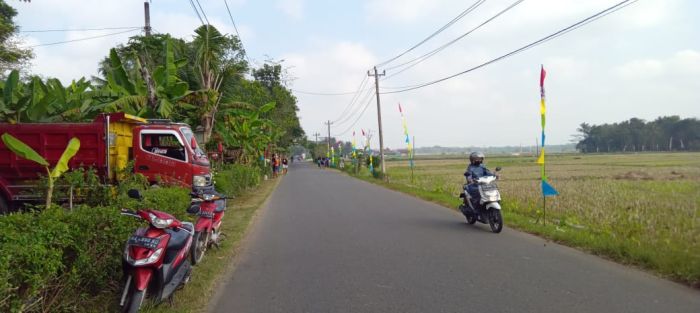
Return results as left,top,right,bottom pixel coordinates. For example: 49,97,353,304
459,167,504,233
120,189,194,313
187,191,228,265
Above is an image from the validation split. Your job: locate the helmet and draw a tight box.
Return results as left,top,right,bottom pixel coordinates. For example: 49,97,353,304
469,151,485,165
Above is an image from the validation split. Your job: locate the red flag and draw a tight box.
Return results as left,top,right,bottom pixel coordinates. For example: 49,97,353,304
398,103,403,113
218,142,223,154
361,129,365,136
352,131,355,136
540,65,546,87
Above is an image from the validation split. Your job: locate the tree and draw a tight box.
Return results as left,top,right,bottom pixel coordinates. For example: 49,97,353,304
0,0,32,76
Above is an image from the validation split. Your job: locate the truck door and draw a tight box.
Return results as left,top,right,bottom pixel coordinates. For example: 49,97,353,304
134,129,191,186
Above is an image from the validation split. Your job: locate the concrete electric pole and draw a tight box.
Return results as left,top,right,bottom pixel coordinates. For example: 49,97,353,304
144,2,152,36
368,66,386,177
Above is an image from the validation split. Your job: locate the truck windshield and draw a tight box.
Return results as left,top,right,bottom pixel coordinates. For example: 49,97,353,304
181,127,205,157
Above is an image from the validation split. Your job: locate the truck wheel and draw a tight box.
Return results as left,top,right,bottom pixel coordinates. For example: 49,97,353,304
0,195,9,215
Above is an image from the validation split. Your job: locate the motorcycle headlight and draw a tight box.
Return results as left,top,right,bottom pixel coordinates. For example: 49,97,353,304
202,193,216,201
131,248,164,266
148,213,173,229
193,174,210,187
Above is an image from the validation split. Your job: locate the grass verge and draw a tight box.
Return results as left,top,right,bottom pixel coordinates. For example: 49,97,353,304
141,177,280,313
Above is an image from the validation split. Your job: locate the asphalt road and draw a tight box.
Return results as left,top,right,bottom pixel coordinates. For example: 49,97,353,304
211,162,699,313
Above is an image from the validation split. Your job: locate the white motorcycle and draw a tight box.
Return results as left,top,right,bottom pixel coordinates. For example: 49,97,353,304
458,167,503,233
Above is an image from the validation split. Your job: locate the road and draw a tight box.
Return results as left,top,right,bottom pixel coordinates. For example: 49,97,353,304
210,162,699,313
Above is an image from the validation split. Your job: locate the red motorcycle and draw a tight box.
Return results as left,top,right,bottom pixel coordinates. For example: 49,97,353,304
188,191,228,265
120,190,194,313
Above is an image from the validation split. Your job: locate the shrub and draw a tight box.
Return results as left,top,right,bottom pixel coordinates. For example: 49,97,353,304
0,186,191,313
215,164,261,197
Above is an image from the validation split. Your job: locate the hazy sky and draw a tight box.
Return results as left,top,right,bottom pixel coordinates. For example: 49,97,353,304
14,0,700,149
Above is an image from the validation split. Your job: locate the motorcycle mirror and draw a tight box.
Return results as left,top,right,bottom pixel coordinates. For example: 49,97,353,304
127,189,143,200
191,137,197,150
495,167,502,171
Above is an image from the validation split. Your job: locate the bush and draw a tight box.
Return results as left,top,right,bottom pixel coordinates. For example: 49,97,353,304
214,164,262,197
0,186,191,313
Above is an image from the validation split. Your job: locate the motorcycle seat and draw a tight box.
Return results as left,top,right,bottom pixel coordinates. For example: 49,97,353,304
214,199,227,213
165,228,190,252
180,222,194,233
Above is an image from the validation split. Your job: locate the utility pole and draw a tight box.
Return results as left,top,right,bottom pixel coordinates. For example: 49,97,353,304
368,66,386,177
325,121,333,156
144,1,152,36
313,132,320,144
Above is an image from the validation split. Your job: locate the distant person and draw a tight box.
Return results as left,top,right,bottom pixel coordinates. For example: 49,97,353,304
271,154,278,178
282,157,288,174
317,157,321,168
464,151,494,204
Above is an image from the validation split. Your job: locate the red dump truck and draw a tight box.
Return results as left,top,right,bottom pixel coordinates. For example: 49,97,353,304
0,113,212,213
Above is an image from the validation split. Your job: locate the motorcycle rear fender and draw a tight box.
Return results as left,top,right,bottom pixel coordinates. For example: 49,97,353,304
485,202,502,210
133,267,153,291
194,217,213,232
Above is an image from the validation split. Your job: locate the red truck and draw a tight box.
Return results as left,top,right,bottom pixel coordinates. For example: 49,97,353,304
0,113,212,213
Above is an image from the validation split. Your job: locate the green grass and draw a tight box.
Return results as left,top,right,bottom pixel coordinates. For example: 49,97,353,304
139,177,280,313
345,152,700,288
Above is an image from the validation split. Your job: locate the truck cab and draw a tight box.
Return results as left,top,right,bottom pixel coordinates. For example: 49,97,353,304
133,120,212,189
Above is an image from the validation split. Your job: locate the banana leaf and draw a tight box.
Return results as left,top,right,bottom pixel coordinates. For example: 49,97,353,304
1,133,49,166
50,137,80,178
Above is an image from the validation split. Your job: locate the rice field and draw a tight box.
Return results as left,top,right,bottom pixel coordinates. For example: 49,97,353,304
360,153,700,286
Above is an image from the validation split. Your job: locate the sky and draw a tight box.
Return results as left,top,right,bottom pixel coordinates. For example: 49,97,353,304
12,0,700,149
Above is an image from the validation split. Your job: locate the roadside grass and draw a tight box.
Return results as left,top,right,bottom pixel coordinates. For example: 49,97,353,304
344,152,700,287
140,177,280,313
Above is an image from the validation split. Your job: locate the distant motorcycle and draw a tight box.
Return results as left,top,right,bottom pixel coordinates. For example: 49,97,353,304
459,167,504,233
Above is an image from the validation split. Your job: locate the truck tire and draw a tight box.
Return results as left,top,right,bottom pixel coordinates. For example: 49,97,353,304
0,195,9,215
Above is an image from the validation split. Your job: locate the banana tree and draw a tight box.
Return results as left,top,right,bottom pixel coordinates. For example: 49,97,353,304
102,39,193,119
217,102,276,163
0,70,50,123
1,133,80,207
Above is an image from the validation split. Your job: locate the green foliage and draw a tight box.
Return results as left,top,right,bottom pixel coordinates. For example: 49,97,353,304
214,164,262,197
0,1,32,75
1,133,80,207
1,132,49,166
0,184,192,313
576,116,700,152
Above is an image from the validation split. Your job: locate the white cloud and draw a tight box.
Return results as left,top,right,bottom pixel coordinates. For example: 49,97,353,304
276,0,304,20
615,49,700,80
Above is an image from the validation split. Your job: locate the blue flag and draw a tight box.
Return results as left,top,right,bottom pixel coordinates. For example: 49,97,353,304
542,180,559,197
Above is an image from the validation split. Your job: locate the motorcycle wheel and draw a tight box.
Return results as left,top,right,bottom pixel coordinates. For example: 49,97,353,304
489,210,503,233
191,231,208,265
123,287,146,313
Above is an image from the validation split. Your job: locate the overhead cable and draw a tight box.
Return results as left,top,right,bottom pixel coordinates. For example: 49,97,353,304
375,0,487,68
382,0,525,76
382,0,638,94
331,76,370,123
20,26,141,33
27,28,140,48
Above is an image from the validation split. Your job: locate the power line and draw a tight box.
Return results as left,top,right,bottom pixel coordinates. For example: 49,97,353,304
333,87,375,126
223,0,252,64
194,0,211,25
382,0,638,94
188,0,205,25
291,88,372,96
382,0,525,77
331,76,369,123
20,26,141,33
26,28,141,48
375,0,486,68
333,90,376,137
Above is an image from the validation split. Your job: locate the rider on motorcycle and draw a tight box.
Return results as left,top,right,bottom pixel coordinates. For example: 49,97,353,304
464,151,494,205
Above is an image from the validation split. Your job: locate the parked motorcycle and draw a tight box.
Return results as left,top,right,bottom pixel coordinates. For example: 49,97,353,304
187,191,228,265
120,189,194,313
458,167,504,233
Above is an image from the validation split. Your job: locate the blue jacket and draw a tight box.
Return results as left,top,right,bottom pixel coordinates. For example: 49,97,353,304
464,164,493,182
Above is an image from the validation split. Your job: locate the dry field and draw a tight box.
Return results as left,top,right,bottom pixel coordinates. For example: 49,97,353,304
376,153,700,286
